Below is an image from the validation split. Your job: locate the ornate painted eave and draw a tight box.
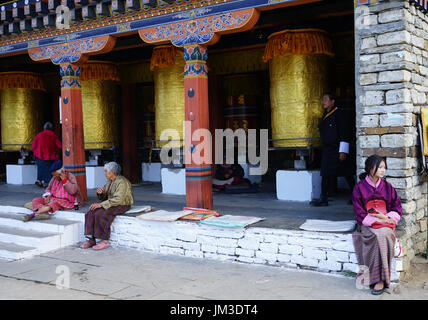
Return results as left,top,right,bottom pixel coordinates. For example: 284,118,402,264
28,35,116,64
0,0,322,57
138,8,260,46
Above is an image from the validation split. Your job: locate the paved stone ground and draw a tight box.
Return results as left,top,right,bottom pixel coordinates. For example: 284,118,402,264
0,246,427,300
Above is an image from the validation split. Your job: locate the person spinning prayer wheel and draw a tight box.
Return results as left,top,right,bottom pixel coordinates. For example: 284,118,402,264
32,122,62,188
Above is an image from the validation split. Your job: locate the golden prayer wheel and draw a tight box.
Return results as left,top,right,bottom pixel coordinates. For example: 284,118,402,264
263,29,334,148
223,74,260,133
151,46,185,148
0,72,45,151
80,61,120,150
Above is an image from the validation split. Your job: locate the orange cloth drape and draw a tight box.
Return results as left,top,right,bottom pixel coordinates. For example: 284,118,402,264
263,29,334,62
150,45,184,71
80,61,120,81
0,72,46,91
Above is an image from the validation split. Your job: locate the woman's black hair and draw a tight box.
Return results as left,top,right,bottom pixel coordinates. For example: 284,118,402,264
359,154,386,180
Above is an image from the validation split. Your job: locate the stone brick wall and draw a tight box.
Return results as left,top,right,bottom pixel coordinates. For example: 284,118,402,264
355,0,428,277
109,217,367,274
55,210,401,281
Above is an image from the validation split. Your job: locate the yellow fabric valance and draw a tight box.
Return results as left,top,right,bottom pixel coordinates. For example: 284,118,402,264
263,29,334,62
0,72,46,91
80,61,120,81
150,45,183,71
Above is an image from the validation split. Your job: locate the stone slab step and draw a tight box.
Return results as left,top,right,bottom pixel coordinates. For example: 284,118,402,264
0,211,79,234
0,240,39,260
0,225,62,253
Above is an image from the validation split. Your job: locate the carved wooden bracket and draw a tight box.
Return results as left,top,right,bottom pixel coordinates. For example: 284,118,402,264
28,35,116,65
138,8,260,47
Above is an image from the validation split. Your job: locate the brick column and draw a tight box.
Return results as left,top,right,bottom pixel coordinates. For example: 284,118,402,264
355,0,427,279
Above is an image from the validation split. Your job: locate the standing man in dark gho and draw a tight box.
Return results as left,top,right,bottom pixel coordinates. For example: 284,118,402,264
310,93,355,207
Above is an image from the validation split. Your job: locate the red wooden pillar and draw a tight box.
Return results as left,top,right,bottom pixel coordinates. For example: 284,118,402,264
59,63,87,201
121,83,138,184
183,45,213,209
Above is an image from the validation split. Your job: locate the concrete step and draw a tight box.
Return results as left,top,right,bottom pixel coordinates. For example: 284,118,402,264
0,225,62,254
0,212,82,247
0,241,39,260
0,206,83,260
0,211,79,235
0,206,84,260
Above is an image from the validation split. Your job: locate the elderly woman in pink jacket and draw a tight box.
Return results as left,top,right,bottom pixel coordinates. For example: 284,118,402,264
23,160,84,222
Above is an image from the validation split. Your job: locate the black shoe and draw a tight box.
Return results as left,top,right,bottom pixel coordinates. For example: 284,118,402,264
310,199,328,207
370,287,385,295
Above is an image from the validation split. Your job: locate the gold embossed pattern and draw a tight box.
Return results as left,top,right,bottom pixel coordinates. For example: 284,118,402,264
270,54,328,148
154,53,185,148
81,79,119,149
1,88,44,150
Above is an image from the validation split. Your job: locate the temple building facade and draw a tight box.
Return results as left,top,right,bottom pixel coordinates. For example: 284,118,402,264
0,0,426,279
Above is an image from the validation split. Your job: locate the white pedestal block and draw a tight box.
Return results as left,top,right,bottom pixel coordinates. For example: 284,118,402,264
276,170,322,202
142,162,162,182
161,168,185,195
241,163,262,184
86,166,107,189
6,165,37,185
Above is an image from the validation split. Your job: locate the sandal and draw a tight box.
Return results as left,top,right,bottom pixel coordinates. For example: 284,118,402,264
371,282,385,295
80,239,96,249
22,213,35,222
371,287,385,295
92,241,110,251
